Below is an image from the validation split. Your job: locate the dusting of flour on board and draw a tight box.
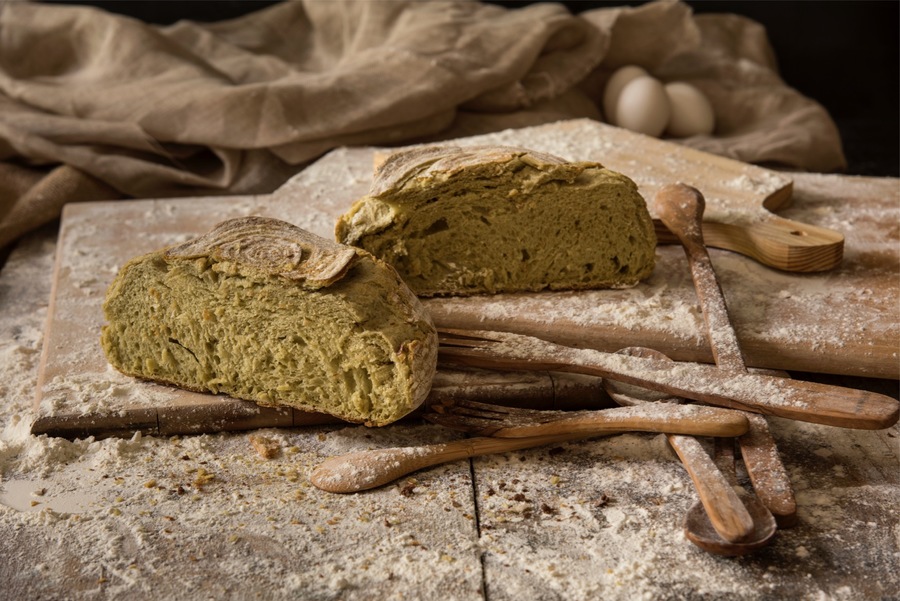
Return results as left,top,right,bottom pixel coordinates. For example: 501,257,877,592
1,169,898,598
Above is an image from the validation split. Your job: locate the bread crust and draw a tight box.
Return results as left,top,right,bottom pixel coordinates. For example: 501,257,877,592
102,216,437,426
336,145,657,296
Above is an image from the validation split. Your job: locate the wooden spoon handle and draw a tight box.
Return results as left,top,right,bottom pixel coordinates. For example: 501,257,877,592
655,215,844,273
603,348,756,542
441,343,899,429
668,434,754,543
678,247,747,373
491,404,749,438
557,353,898,429
309,432,588,493
655,183,798,526
739,413,798,526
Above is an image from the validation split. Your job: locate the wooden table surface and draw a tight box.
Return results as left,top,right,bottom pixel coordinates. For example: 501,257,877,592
0,202,898,600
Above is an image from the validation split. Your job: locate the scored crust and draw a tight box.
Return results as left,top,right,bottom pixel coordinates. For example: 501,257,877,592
336,145,657,297
102,216,437,426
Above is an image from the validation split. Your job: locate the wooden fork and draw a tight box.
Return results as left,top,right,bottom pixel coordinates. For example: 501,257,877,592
437,329,899,430
424,398,749,438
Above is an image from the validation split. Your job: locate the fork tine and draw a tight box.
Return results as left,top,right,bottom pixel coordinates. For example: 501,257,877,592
437,329,500,348
425,399,573,436
426,400,517,424
437,328,569,375
437,398,522,415
436,337,482,349
430,398,570,420
437,328,498,339
422,411,504,436
444,404,508,421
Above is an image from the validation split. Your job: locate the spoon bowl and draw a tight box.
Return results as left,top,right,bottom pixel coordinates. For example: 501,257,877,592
684,436,777,555
605,346,778,552
684,491,777,556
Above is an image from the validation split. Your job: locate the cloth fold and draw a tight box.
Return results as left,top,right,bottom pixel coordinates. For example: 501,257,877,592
0,0,846,251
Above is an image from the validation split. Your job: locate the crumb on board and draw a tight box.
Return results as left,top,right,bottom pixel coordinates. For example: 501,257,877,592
249,434,281,459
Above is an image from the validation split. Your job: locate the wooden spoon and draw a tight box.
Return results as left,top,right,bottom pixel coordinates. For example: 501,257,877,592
684,438,777,556
655,183,798,527
605,347,754,543
438,328,899,430
309,432,591,493
425,401,749,439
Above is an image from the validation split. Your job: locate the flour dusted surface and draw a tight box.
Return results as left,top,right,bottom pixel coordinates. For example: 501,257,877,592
36,126,899,428
2,226,897,599
2,235,483,596
3,121,899,598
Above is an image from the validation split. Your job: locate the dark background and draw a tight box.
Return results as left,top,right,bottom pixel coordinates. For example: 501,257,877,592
39,1,900,176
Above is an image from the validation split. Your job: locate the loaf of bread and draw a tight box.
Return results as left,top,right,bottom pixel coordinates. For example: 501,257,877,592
101,216,437,426
335,145,657,296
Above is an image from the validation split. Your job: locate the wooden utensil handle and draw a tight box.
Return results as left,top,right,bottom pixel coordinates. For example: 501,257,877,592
565,354,899,430
494,404,749,438
680,248,747,374
654,215,844,273
738,413,798,525
440,349,899,429
669,434,754,543
309,432,588,493
656,181,799,526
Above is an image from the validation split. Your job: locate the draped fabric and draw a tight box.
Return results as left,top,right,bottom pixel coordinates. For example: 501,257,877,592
0,0,845,249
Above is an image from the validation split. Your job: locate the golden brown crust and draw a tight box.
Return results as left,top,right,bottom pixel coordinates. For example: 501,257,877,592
369,145,595,198
166,216,358,289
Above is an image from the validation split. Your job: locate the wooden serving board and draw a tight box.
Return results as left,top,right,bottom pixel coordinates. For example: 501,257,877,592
33,120,898,438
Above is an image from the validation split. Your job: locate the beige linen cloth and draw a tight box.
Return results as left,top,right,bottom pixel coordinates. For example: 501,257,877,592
0,0,845,250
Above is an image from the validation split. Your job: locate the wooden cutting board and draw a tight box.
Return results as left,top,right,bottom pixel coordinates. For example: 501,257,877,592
33,119,898,438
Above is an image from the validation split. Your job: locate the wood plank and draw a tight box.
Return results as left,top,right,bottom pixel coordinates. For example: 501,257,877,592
468,421,899,599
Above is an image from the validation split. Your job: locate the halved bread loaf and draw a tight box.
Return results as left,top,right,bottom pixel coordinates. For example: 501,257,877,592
101,216,437,426
335,145,657,297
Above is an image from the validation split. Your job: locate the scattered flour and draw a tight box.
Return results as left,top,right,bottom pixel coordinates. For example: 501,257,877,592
0,123,898,599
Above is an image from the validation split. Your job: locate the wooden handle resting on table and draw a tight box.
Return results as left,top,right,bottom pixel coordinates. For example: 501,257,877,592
669,434,755,543
482,404,749,439
310,432,590,493
654,214,844,273
654,182,799,527
438,341,900,430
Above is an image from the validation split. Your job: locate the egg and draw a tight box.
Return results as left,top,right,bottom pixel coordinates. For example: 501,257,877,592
602,65,648,124
614,76,670,137
664,82,715,137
